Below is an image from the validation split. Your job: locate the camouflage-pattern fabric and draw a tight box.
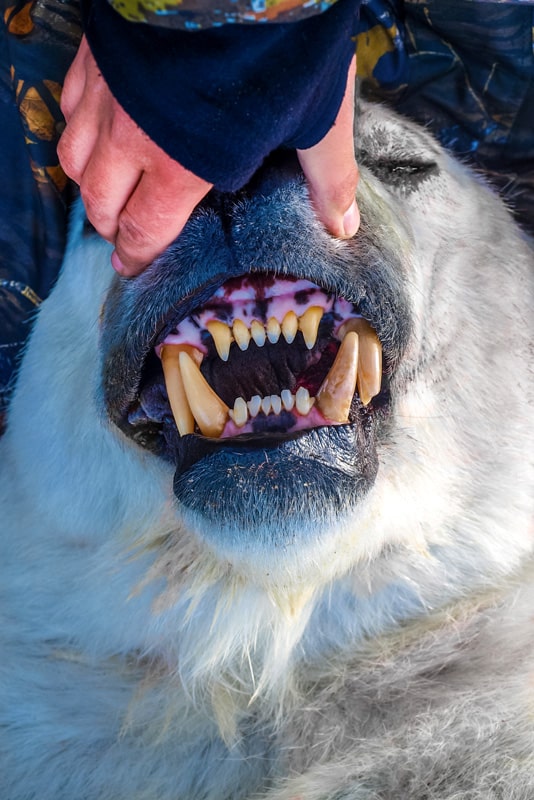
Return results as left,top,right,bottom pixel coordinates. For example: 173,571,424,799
357,0,534,232
109,0,339,28
0,0,81,430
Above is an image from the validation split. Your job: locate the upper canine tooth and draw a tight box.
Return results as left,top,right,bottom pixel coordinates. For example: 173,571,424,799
232,397,248,427
248,395,262,417
206,320,232,362
281,311,298,344
315,331,359,423
299,306,323,349
161,344,202,435
281,389,294,412
339,318,382,405
250,320,266,347
232,319,251,351
295,386,314,416
178,351,229,438
267,317,281,344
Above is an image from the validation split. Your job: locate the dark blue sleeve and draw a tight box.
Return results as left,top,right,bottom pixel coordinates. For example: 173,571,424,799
82,0,360,191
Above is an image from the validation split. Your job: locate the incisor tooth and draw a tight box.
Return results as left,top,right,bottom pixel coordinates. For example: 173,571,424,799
270,395,282,415
315,331,359,423
232,397,248,427
250,320,266,347
339,318,382,405
266,317,281,344
281,389,294,412
233,319,250,351
299,306,323,349
261,396,272,416
161,344,202,436
248,395,261,417
281,311,298,344
178,351,229,438
295,386,314,416
206,320,232,362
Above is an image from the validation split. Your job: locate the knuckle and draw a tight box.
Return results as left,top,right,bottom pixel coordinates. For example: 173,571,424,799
56,133,81,183
117,211,156,250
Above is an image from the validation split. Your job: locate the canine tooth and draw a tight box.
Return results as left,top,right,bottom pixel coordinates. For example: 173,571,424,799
339,318,382,405
299,306,323,349
232,319,250,351
250,320,266,347
206,320,232,362
160,345,201,436
178,351,229,438
267,317,281,344
281,311,298,344
248,395,262,417
270,395,282,415
232,397,248,427
261,396,272,416
315,331,359,423
281,389,294,412
295,386,314,416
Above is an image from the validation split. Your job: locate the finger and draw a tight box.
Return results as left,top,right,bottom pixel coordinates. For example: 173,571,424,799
79,144,143,244
57,103,100,185
60,35,91,122
113,162,212,276
297,55,360,239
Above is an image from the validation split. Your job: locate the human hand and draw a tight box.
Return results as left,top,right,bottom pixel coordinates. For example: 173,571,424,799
58,36,212,277
58,38,359,278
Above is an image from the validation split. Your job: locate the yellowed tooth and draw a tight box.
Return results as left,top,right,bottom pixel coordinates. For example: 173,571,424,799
232,397,248,427
281,389,294,412
295,386,314,416
160,344,203,436
206,320,232,362
261,396,272,416
339,318,382,405
315,331,359,423
266,317,281,344
250,320,266,347
299,306,323,349
232,319,251,351
281,310,298,344
248,395,262,417
178,351,229,438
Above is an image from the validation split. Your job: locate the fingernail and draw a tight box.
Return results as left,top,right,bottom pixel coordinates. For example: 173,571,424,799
342,199,360,238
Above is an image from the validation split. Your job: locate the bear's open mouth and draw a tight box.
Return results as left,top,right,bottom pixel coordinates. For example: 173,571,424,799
131,272,384,446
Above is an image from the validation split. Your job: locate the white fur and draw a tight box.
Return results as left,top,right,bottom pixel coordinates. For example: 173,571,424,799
0,103,533,799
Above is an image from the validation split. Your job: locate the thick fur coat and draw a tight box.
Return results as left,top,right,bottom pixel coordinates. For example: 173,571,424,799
1,102,533,799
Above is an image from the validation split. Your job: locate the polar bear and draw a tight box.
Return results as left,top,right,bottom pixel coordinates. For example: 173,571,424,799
0,101,533,799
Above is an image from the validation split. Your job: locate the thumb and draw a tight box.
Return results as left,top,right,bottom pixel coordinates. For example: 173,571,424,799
297,55,359,239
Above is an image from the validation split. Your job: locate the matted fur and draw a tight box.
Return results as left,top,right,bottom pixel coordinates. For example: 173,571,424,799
0,102,533,799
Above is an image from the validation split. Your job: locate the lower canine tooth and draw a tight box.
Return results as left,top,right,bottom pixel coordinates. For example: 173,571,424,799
316,331,359,423
295,386,314,416
299,306,323,349
161,344,202,436
339,318,382,405
178,351,229,438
